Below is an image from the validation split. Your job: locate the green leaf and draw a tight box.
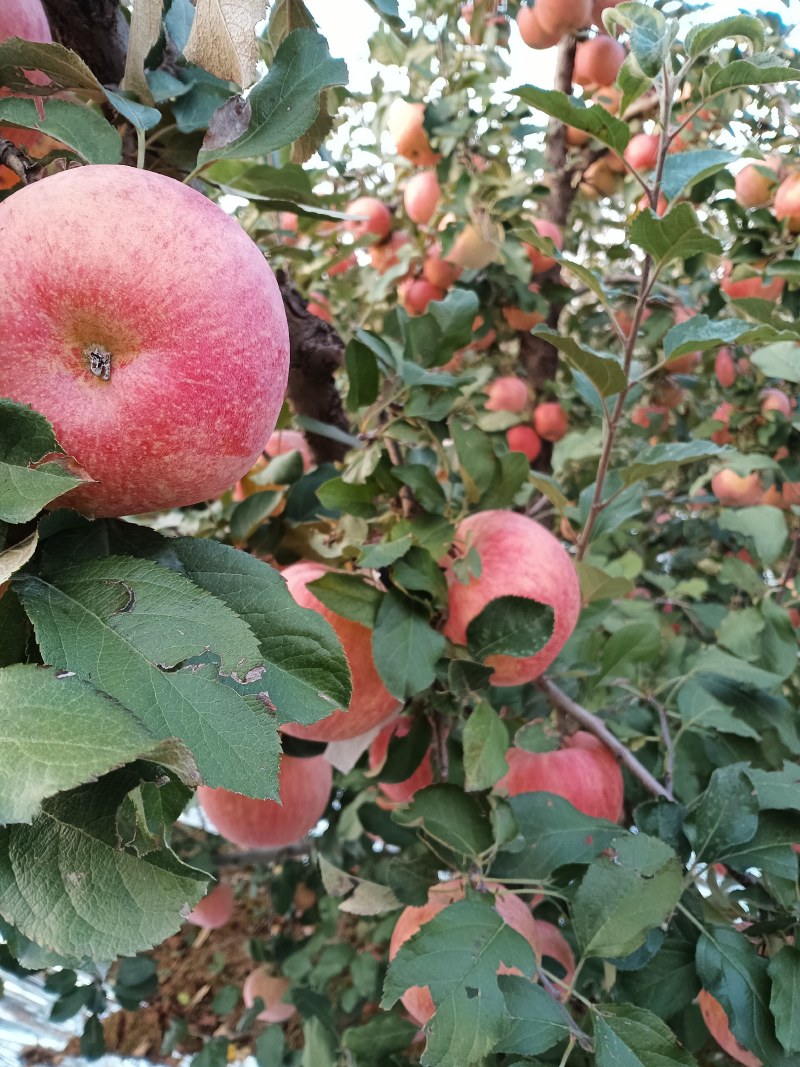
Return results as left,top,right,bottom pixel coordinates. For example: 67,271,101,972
382,898,537,1067
594,1004,697,1066
532,330,627,397
718,506,788,567
598,621,660,681
694,647,783,691
0,400,86,523
745,765,800,812
15,557,282,798
618,441,725,489
704,57,800,96
307,572,382,628
345,339,380,411
630,203,722,267
496,975,575,1056
0,665,159,824
0,767,207,964
662,316,792,360
683,766,759,862
512,86,630,154
466,596,554,661
462,703,509,792
393,785,493,861
199,30,348,162
660,149,737,202
576,562,634,604
573,834,683,958
428,289,481,352
372,590,445,699
449,418,499,503
358,534,414,570
342,1015,419,1059
492,794,621,880
769,947,800,1053
0,39,105,93
607,3,674,78
0,96,122,163
229,489,284,543
750,342,800,383
103,89,161,131
616,935,699,1021
686,15,765,57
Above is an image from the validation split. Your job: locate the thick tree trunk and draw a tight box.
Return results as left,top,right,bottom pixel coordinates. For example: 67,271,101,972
41,0,128,86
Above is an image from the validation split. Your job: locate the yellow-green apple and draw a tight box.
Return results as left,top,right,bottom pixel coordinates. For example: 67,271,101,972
280,562,400,742
534,402,568,442
506,425,542,461
369,717,433,804
0,166,290,517
185,882,234,929
443,510,581,687
445,222,500,270
345,196,392,241
698,989,761,1067
404,171,440,226
485,376,529,413
495,732,623,820
197,753,332,848
387,100,440,166
243,967,297,1024
524,218,563,273
581,157,622,198
573,35,626,88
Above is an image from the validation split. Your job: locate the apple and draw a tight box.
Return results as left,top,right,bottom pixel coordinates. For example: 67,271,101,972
197,753,332,849
580,157,622,198
444,222,500,270
698,989,762,1067
593,0,622,25
721,260,784,302
371,231,410,274
573,35,626,88
387,100,440,167
534,0,592,35
760,388,792,419
423,246,462,289
307,292,332,323
502,305,544,331
280,562,400,742
233,428,313,501
710,402,734,446
711,469,764,508
524,218,563,274
185,881,235,929
368,717,433,804
631,405,669,432
735,161,779,209
277,212,298,243
773,171,800,225
715,348,736,388
495,732,624,821
242,966,297,1024
485,376,529,413
516,5,562,49
327,253,357,277
533,402,568,442
0,166,289,518
404,171,440,226
388,879,541,1026
665,307,701,372
0,0,54,190
637,190,669,216
443,510,581,687
345,197,392,241
624,132,659,171
506,425,543,461
400,277,446,316
531,919,576,993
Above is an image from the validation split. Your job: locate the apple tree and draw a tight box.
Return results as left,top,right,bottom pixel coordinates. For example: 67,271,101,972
0,1,798,1065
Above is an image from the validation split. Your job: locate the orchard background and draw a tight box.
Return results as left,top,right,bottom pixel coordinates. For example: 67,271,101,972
0,0,799,1065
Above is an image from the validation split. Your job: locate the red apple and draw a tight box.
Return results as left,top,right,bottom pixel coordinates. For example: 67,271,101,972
698,989,762,1067
631,405,669,432
534,0,592,34
506,425,543,461
197,753,332,849
502,305,544,331
524,218,564,274
495,732,624,821
711,469,763,508
735,161,779,209
715,348,736,388
710,402,735,446
624,132,659,171
423,246,462,289
370,231,410,274
328,253,357,277
485,376,529,413
233,428,313,501
387,100,440,167
532,919,576,994
516,5,562,48
243,967,297,1024
574,35,626,88
280,562,400,743
443,510,581,687
0,166,289,517
307,292,332,323
721,260,784,302
186,882,235,929
345,196,392,241
404,171,440,226
0,0,54,190
369,717,433,804
760,388,792,419
773,171,800,225
400,277,446,316
533,402,569,442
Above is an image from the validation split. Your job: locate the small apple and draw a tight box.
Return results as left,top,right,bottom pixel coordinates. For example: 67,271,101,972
506,425,542,461
387,100,440,167
533,402,569,442
404,171,440,226
485,376,529,413
624,132,659,171
516,5,562,48
400,277,446,316
345,197,393,241
185,882,235,929
243,967,297,1024
574,35,626,88
524,218,564,274
711,469,763,508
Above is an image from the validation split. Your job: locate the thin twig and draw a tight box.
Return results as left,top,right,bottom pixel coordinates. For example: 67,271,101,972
536,675,674,802
611,679,675,793
384,437,416,519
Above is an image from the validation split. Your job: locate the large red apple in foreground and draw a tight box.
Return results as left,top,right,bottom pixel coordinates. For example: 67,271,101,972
495,732,624,821
443,510,581,686
280,562,401,742
197,753,332,849
0,166,290,517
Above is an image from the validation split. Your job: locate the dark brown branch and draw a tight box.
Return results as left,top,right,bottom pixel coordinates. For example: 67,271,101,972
275,270,351,464
41,0,129,87
0,138,33,183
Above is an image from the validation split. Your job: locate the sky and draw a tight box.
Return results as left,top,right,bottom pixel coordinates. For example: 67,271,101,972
306,0,800,96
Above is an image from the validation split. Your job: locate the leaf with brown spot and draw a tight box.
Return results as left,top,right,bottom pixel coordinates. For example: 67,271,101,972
183,0,265,88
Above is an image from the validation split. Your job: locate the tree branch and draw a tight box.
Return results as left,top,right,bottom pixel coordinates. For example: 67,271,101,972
536,675,675,802
41,0,128,86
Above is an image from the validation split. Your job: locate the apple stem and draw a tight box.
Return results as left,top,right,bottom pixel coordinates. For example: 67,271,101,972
536,675,675,802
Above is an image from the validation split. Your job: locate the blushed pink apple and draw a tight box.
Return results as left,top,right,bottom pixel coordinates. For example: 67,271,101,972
243,967,297,1024
280,562,400,742
524,218,564,274
197,753,332,849
0,166,290,517
516,5,562,48
387,100,440,167
534,0,592,34
404,171,440,226
423,246,462,289
495,732,623,821
345,197,392,241
400,277,446,316
734,161,779,208
369,717,433,804
711,469,763,508
624,132,659,171
233,428,313,501
186,882,235,929
443,510,581,687
721,261,784,301
715,348,736,388
574,35,626,88
760,388,792,419
485,376,529,413
0,0,54,189
534,402,569,442
506,425,543,461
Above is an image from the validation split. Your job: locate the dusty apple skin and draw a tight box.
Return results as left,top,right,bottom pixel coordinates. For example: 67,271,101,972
0,165,290,517
444,510,581,686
